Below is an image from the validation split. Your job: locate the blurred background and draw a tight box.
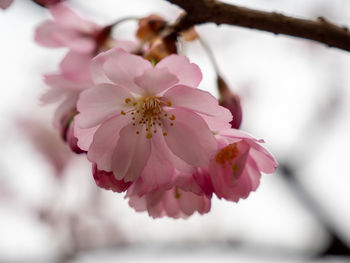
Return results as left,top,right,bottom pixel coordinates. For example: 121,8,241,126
1,0,350,262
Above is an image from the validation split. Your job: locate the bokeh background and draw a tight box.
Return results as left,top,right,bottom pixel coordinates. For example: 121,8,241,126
1,0,350,262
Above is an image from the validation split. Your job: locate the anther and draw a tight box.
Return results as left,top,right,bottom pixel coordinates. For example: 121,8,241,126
167,101,172,106
121,110,126,115
125,98,131,103
163,132,167,136
146,133,153,139
169,115,175,120
136,131,140,134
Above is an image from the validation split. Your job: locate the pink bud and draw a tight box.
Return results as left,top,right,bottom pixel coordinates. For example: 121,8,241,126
217,76,243,129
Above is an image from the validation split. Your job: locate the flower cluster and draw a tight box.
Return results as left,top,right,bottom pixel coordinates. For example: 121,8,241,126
37,3,277,218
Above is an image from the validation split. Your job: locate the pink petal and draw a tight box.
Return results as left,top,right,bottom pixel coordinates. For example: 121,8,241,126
74,124,99,151
248,142,278,173
0,0,13,9
136,132,174,194
102,48,152,93
92,164,131,193
53,94,78,128
76,83,132,128
35,22,65,48
156,55,202,87
163,85,232,121
112,124,151,182
163,108,217,167
134,68,178,94
49,4,98,33
177,189,211,216
87,115,130,171
90,44,139,84
59,51,92,82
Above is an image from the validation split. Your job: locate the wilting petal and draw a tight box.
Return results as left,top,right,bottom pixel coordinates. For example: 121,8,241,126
103,48,152,93
156,55,202,87
76,83,132,128
112,124,151,182
134,68,178,94
163,108,216,167
88,115,130,171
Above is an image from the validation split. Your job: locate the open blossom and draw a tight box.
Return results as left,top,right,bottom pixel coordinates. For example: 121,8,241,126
35,4,104,54
194,129,278,202
75,47,232,191
0,0,13,9
42,64,93,153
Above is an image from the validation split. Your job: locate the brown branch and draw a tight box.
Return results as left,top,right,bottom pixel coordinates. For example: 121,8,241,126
165,0,350,52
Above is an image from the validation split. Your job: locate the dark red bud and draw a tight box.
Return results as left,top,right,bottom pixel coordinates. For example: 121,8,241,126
217,76,243,129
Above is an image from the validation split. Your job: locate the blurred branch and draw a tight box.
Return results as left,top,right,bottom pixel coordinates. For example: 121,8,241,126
165,0,350,52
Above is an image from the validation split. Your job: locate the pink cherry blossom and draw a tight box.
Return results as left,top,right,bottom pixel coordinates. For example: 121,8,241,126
194,129,278,202
35,4,103,53
127,181,211,219
42,64,94,152
75,48,232,192
0,0,13,9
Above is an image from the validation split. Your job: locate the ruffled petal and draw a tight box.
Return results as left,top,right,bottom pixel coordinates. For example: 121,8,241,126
76,83,132,128
163,108,216,167
156,55,202,88
134,68,178,94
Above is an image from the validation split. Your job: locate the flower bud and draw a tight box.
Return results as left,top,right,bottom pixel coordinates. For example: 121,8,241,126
217,76,243,129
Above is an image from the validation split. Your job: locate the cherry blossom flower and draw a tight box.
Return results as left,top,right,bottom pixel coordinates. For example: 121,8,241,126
42,64,93,153
127,175,211,219
194,129,278,202
0,0,13,9
35,4,104,54
75,48,232,191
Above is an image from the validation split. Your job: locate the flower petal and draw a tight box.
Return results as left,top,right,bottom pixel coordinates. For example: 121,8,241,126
163,108,217,167
163,85,232,122
134,68,178,94
102,48,152,93
156,55,202,87
59,51,92,82
49,4,98,32
76,83,132,128
87,115,130,171
112,124,151,182
75,124,100,151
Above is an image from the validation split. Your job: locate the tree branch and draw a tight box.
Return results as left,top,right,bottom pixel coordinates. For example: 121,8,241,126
165,0,350,53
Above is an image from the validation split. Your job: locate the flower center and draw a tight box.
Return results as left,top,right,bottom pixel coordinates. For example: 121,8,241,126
121,96,175,139
215,143,239,172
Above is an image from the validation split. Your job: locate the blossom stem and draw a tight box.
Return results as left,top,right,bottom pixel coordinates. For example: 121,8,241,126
197,36,221,75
